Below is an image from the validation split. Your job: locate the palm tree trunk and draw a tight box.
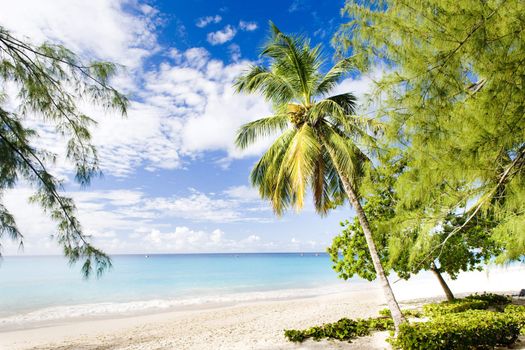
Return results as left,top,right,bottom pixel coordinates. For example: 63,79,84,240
430,263,455,302
338,173,406,333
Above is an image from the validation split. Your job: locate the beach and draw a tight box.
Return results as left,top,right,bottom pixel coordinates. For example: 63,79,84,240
0,288,392,350
1,256,524,350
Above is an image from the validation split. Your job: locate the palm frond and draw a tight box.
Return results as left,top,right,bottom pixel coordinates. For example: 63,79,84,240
321,124,369,193
236,114,289,150
315,93,381,147
263,22,322,104
251,129,296,201
309,97,347,126
281,124,321,210
327,93,357,115
234,65,295,105
235,23,371,216
315,58,355,96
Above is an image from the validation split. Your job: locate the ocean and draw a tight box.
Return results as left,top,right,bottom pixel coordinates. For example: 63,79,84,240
0,253,362,330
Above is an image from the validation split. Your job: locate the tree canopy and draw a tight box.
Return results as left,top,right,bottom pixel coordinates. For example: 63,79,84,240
0,27,127,277
335,0,525,264
329,155,503,300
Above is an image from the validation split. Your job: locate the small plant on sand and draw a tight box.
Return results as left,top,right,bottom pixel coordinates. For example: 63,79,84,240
284,316,393,343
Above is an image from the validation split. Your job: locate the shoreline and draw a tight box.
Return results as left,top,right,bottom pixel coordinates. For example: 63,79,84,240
1,289,522,350
1,265,524,349
0,282,362,332
4,263,523,332
0,288,390,350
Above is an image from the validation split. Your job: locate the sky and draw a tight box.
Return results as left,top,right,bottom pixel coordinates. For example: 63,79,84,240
0,0,379,256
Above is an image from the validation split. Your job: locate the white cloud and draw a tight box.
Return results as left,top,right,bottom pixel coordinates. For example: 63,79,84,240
239,21,258,31
1,185,275,255
144,191,242,223
228,44,241,62
0,0,184,177
196,15,222,28
140,189,270,223
224,185,261,202
138,227,274,253
0,0,159,69
143,50,274,162
0,1,276,178
207,25,237,45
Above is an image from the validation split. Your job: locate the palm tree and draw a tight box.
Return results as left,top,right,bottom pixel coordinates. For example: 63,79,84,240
234,23,405,331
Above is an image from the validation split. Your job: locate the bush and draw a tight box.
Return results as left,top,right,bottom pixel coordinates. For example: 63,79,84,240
505,304,525,314
284,316,393,343
379,308,423,318
392,310,522,350
465,292,511,306
422,293,512,317
422,299,488,317
505,304,525,334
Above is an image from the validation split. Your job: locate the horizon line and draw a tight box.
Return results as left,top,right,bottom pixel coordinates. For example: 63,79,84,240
2,251,330,258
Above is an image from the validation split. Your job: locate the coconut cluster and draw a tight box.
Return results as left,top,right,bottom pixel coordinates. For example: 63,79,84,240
287,104,309,127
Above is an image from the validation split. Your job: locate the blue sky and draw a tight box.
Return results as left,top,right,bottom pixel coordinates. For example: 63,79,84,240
0,0,378,255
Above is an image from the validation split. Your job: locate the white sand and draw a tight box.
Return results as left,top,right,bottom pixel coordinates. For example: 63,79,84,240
0,288,390,350
1,264,523,350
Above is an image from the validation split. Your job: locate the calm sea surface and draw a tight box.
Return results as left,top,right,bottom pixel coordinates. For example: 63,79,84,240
0,253,362,328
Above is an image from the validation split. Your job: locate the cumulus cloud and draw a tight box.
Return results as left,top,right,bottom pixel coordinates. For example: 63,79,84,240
143,49,274,162
137,226,272,253
0,0,159,69
196,15,222,28
141,227,237,252
239,21,258,31
0,1,276,177
2,185,274,255
0,0,362,256
207,25,237,45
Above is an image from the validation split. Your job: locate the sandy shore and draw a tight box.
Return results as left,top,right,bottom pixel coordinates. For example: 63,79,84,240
1,288,396,350
1,265,523,350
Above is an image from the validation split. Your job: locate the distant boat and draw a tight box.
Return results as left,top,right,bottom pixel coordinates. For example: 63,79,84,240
315,253,319,256
145,255,149,258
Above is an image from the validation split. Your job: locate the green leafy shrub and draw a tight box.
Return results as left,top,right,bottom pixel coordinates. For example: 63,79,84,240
422,299,488,317
379,308,423,318
284,316,393,343
505,304,525,334
465,293,511,306
392,310,522,350
505,304,525,314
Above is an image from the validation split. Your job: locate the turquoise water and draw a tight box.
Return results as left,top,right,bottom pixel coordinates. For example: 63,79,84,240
0,253,359,328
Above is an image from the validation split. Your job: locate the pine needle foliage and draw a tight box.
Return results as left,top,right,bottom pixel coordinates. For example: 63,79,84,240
335,0,525,262
0,27,128,277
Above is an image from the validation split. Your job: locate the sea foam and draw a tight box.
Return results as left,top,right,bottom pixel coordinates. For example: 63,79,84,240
0,283,351,330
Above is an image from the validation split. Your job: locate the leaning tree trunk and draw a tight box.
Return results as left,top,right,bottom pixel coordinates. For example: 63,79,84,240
430,263,455,302
339,173,406,333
